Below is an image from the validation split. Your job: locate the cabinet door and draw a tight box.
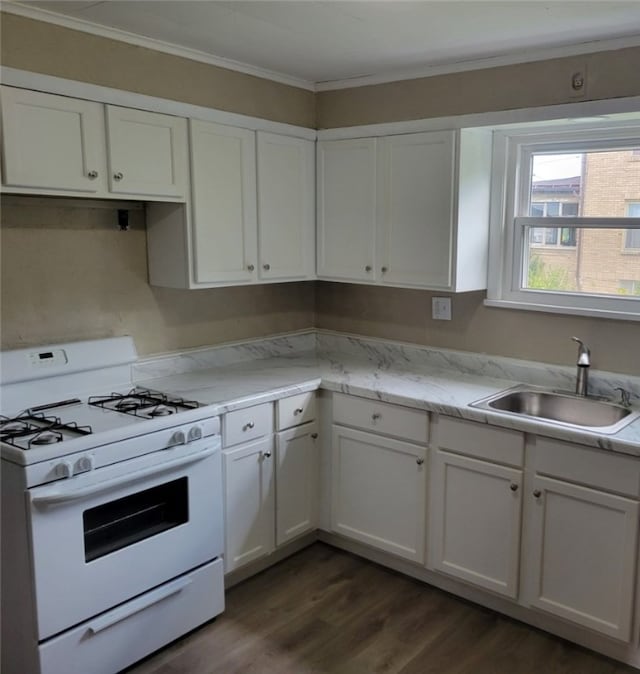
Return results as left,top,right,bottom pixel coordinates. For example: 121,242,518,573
257,132,315,281
223,437,275,572
1,86,106,193
105,105,187,198
377,131,455,288
317,139,377,282
430,450,522,598
524,475,638,641
190,120,258,284
275,423,318,546
331,426,427,563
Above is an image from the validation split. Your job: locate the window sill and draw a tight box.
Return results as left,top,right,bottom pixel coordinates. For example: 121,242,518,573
484,298,640,322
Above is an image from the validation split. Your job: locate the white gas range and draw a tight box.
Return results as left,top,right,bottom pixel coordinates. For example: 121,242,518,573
1,337,225,674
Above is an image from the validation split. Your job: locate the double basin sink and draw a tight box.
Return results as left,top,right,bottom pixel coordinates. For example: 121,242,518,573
471,385,640,435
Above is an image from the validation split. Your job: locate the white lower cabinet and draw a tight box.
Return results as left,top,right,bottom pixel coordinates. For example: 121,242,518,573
331,426,427,563
276,423,319,546
223,416,319,573
430,450,522,598
223,437,275,573
523,474,639,641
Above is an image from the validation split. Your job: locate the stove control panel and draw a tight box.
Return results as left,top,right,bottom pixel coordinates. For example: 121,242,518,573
28,348,68,369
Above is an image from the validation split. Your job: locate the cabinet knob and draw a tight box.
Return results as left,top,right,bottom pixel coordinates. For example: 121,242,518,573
381,266,388,273
263,450,271,458
533,489,542,498
416,458,424,466
87,170,99,179
365,265,372,272
294,407,304,415
113,172,123,181
311,433,319,439
372,412,381,421
247,264,255,272
243,421,255,431
263,263,271,271
510,483,518,492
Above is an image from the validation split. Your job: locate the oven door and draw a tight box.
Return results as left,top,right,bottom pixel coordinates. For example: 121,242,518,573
27,438,222,641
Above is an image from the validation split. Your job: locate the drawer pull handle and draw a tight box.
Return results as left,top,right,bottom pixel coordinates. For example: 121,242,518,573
311,433,318,439
243,422,255,431
372,413,381,421
416,458,424,466
263,450,272,458
365,265,372,272
113,171,124,181
510,483,518,492
294,407,304,415
533,489,542,498
87,170,99,179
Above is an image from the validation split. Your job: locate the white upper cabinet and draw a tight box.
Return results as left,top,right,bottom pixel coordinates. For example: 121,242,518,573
0,87,188,201
317,129,491,291
377,131,455,288
190,120,258,284
317,138,377,282
0,86,107,194
105,105,188,198
257,132,315,281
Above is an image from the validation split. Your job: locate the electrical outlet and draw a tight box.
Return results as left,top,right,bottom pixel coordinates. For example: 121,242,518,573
432,297,452,321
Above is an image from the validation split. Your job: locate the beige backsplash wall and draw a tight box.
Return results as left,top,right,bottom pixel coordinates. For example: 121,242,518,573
1,198,315,355
316,283,640,376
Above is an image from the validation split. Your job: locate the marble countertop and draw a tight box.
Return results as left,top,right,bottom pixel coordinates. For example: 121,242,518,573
134,334,640,457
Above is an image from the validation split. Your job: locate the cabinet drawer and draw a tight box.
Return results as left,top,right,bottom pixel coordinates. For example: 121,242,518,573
437,416,524,467
532,436,640,497
277,392,317,430
224,403,274,447
39,559,224,674
333,393,428,445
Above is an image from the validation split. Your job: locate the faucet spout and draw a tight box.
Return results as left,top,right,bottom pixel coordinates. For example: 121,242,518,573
571,337,590,396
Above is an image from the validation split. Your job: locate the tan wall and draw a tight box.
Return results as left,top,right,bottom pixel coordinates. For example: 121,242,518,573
316,282,640,376
1,197,315,355
317,46,640,128
0,13,315,128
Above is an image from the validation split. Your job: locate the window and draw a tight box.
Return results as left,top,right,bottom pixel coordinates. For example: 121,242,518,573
487,123,640,321
625,204,640,250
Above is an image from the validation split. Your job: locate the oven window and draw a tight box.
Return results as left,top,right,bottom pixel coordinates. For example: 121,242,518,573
83,477,189,562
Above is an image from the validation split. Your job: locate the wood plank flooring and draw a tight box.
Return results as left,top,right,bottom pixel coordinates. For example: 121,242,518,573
128,543,636,674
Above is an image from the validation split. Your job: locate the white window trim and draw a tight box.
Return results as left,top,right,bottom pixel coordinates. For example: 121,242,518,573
487,122,640,322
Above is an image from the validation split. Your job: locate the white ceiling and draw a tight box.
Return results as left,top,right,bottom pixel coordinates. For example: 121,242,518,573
12,1,640,89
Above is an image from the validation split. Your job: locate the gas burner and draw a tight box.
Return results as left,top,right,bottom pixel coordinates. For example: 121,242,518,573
116,399,142,412
147,406,175,417
89,388,199,418
30,430,63,446
0,420,35,435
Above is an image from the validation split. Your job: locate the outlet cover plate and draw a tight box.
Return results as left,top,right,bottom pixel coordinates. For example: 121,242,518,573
432,297,452,320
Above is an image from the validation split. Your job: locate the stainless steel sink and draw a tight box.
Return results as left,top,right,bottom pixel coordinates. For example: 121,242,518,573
470,385,640,434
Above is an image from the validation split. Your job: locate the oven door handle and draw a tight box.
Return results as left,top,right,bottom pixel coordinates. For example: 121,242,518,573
88,575,193,635
31,447,218,507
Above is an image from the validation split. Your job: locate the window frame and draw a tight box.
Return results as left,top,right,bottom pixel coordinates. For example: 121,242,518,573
487,123,640,321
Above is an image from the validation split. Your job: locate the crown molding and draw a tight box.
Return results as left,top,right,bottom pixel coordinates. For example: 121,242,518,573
315,34,640,92
1,1,316,92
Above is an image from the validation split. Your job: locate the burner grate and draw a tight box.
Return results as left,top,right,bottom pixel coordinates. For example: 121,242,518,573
0,412,92,450
88,387,199,418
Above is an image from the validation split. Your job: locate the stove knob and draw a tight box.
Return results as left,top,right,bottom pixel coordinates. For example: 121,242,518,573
75,456,94,474
188,426,203,442
170,430,187,447
54,460,73,480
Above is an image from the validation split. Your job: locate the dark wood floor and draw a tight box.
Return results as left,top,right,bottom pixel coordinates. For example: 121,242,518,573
129,543,636,674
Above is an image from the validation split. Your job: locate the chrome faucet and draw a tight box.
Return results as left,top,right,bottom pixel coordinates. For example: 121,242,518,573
571,337,590,396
